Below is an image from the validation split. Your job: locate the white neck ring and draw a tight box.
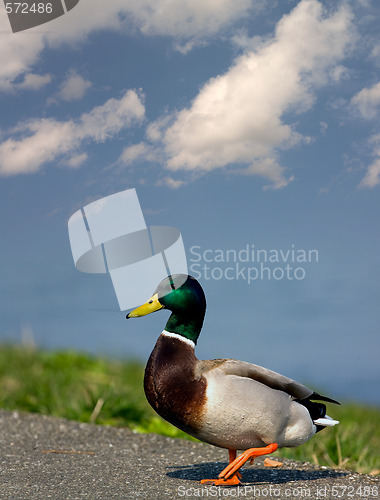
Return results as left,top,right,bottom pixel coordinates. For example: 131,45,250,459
162,330,195,348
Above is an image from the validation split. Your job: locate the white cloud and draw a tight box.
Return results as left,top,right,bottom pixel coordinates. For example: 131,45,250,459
17,73,52,90
54,70,92,102
118,142,154,165
320,121,328,136
237,158,294,190
350,81,380,120
157,176,187,189
360,157,380,188
359,133,380,189
0,11,45,90
65,152,88,168
79,90,145,141
370,43,380,65
354,49,380,188
141,0,354,188
0,0,259,91
123,0,257,52
0,90,145,176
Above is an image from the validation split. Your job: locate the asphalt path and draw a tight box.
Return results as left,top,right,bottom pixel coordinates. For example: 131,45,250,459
0,410,378,499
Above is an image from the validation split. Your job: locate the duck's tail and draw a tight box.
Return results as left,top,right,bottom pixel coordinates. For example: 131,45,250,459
295,392,340,433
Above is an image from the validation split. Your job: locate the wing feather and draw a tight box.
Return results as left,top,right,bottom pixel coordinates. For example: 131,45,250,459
197,358,340,404
219,359,313,399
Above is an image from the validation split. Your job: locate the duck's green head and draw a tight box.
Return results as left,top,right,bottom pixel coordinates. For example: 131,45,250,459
126,275,206,344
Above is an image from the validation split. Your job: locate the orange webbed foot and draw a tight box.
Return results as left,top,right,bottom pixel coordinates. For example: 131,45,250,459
201,449,241,486
200,475,241,486
264,457,283,467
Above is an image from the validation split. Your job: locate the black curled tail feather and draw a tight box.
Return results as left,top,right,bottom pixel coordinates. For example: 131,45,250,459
310,392,340,405
296,398,326,419
295,398,327,433
295,392,339,433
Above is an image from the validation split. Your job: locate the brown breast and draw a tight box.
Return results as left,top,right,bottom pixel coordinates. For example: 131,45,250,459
143,334,207,435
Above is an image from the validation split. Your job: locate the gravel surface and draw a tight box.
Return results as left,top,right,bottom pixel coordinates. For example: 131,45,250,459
0,410,378,499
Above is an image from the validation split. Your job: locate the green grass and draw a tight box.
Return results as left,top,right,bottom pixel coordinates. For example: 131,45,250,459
0,344,378,475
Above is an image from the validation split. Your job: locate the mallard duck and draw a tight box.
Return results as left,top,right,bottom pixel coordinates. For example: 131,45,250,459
126,274,339,485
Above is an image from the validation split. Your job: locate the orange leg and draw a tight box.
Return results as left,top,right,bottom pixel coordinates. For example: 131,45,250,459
201,449,241,486
228,450,242,480
219,443,278,481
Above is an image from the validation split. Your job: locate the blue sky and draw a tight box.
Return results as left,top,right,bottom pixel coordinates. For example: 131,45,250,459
0,0,379,405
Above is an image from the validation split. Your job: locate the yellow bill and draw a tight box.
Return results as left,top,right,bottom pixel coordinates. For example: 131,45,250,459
126,293,164,318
